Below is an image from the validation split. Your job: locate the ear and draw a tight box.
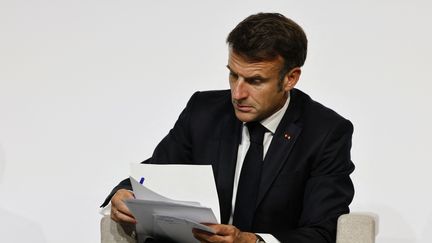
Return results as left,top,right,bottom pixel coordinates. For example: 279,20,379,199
282,67,301,92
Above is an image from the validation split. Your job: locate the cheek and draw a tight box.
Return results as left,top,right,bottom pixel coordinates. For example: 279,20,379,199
254,90,273,106
260,91,283,111
247,91,260,107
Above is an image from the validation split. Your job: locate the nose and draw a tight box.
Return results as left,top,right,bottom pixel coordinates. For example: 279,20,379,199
231,79,248,101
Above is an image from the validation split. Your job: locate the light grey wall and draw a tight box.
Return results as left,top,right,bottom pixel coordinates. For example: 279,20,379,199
1,0,431,242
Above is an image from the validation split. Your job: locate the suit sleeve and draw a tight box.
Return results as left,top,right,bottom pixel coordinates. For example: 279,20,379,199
274,119,355,243
100,92,199,207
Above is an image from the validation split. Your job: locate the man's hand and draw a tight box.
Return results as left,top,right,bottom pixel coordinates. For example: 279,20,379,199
192,224,257,243
110,189,136,224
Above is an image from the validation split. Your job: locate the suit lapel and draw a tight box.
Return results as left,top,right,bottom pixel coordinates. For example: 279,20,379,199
256,90,304,206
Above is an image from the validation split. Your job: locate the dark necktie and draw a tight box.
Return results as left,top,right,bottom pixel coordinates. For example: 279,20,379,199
233,121,267,231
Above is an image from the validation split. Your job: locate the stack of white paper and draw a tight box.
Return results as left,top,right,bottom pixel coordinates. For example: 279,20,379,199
126,164,220,243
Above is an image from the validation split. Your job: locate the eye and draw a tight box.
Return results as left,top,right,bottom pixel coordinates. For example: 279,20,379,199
246,78,263,85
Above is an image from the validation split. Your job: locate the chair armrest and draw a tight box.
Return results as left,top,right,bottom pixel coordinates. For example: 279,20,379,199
100,215,137,243
336,213,379,243
101,213,378,243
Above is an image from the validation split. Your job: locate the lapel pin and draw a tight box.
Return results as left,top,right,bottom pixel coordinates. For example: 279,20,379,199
284,133,292,140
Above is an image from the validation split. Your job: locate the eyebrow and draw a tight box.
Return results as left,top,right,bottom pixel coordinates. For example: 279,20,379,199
226,65,269,82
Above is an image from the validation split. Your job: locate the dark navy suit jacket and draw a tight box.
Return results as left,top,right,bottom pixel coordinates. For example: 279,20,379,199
103,89,355,243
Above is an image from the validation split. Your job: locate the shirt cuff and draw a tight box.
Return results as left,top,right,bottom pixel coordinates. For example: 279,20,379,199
257,233,280,243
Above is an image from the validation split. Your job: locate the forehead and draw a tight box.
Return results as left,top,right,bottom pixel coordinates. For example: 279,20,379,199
228,49,283,77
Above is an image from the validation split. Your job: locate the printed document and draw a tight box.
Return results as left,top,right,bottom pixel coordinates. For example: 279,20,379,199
125,164,220,243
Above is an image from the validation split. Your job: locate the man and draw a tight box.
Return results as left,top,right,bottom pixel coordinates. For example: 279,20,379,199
102,13,355,243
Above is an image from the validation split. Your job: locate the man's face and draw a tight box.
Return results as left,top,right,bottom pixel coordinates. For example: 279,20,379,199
227,50,295,122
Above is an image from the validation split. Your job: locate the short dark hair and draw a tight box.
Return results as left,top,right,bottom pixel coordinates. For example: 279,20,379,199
227,13,308,77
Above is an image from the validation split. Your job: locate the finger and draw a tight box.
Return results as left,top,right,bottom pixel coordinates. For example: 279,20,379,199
192,228,215,236
112,189,134,215
208,224,238,236
193,225,237,243
195,224,242,243
192,229,222,243
209,225,256,243
111,208,137,224
111,189,136,223
115,199,134,217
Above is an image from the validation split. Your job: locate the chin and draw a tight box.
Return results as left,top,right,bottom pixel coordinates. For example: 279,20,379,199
234,111,257,123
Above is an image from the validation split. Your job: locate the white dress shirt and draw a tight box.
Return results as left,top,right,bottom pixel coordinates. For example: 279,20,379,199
229,94,291,243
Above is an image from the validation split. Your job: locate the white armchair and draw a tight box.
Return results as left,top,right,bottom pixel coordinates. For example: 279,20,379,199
101,213,378,243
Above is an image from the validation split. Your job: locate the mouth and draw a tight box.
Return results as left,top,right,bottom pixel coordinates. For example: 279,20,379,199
233,102,253,112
